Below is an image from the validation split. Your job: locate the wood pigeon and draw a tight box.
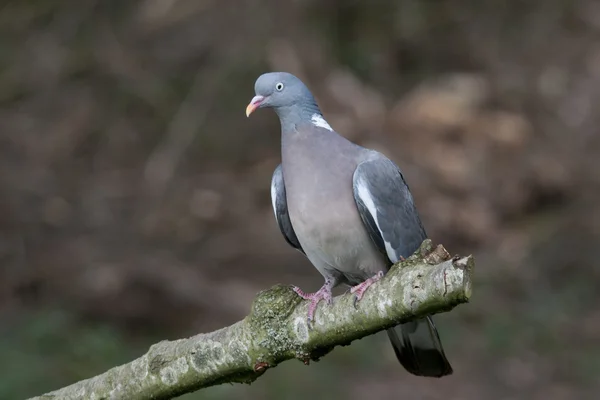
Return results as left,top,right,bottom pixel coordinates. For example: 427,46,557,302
246,72,453,377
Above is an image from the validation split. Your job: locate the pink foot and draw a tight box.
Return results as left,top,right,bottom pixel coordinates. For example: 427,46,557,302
350,271,384,307
292,279,334,324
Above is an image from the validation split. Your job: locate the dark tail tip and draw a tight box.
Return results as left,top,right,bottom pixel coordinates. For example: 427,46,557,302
387,316,453,378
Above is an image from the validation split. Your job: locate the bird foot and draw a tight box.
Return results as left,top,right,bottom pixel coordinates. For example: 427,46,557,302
292,283,333,325
350,271,384,307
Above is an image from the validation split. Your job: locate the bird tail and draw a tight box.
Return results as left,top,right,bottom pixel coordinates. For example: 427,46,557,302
387,316,453,377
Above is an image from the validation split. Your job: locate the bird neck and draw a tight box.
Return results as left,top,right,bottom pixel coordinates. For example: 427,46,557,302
275,101,324,133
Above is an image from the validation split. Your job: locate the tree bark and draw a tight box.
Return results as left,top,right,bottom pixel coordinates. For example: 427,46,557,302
30,239,473,400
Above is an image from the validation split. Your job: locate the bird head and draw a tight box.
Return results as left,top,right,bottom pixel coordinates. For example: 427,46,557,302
246,72,314,117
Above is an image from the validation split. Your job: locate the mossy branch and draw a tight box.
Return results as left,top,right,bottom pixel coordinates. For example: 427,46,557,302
29,240,474,400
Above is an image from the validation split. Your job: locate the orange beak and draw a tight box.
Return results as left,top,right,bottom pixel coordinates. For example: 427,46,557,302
246,95,265,117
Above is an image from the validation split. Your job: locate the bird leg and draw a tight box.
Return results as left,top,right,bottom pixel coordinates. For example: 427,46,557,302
292,278,334,324
350,271,384,307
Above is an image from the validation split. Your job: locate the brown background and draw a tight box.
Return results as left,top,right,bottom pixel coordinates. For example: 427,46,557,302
1,1,599,399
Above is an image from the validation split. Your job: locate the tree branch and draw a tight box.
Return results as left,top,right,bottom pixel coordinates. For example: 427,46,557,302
30,240,473,400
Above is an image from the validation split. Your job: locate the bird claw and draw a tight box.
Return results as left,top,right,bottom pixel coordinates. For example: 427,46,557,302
350,271,384,308
292,283,333,326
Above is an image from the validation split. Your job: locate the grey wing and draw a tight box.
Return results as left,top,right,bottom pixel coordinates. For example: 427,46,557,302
353,157,453,377
352,156,427,264
271,164,305,254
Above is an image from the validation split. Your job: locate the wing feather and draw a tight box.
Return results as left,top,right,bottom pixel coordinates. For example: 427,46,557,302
271,164,304,254
352,157,426,263
353,156,452,377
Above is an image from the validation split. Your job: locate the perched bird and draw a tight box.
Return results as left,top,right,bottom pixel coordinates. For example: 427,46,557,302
246,72,453,378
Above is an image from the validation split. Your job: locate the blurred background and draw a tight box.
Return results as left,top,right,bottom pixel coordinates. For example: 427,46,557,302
1,1,599,399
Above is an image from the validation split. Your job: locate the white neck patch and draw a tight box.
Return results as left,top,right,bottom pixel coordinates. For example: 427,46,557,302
311,114,333,131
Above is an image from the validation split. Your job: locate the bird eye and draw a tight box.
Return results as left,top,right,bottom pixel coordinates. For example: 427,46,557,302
275,82,284,91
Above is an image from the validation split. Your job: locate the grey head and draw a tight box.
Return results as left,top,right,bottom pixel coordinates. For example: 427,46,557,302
246,72,323,132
